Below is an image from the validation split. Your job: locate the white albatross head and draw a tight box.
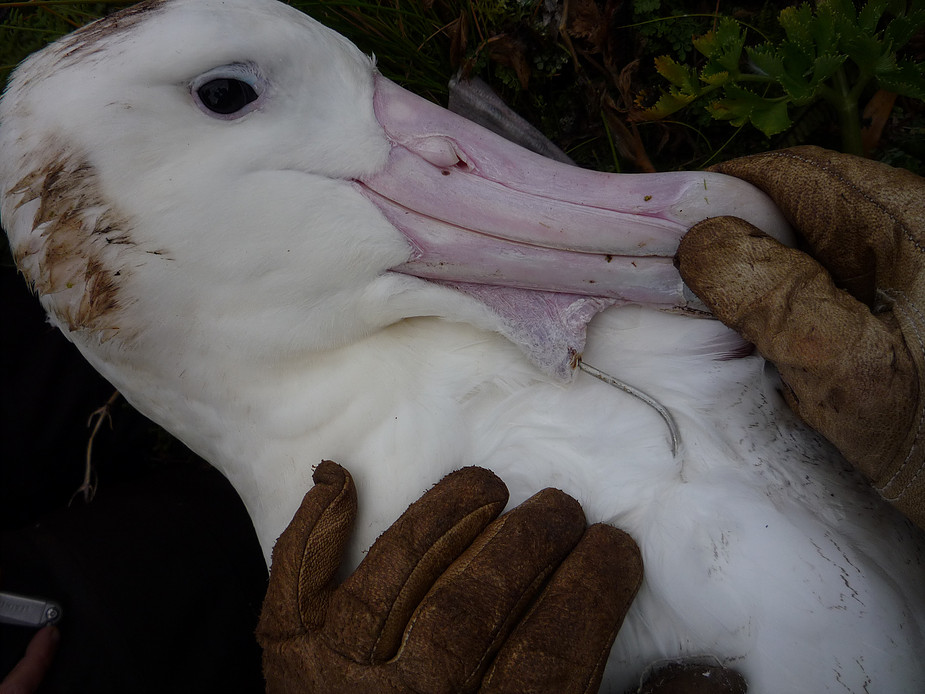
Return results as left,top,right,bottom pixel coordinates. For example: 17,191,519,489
0,0,793,383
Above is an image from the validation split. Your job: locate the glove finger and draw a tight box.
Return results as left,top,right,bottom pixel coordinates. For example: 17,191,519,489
677,218,918,494
323,466,509,663
480,524,643,694
709,146,925,307
258,460,357,639
393,488,586,694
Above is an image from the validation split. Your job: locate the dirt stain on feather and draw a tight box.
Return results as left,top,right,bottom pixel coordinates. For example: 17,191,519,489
9,154,139,339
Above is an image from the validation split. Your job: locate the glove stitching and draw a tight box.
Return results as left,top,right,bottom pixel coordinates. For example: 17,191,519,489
875,288,925,501
459,558,561,692
758,151,925,256
378,502,504,662
580,621,621,694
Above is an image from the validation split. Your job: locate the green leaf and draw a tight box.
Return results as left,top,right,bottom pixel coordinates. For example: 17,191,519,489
708,85,792,136
747,45,785,80
776,40,815,102
693,30,718,59
876,60,925,100
700,68,732,86
640,90,698,120
844,34,888,70
707,85,760,120
856,0,888,35
779,77,814,104
884,11,925,51
810,1,840,55
653,55,698,92
749,100,792,136
706,98,750,126
711,17,746,73
823,0,859,17
779,4,816,52
778,37,814,78
875,51,900,77
811,53,847,86
830,4,865,53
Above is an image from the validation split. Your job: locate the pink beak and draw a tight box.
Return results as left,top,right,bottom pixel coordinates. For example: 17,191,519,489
356,75,792,378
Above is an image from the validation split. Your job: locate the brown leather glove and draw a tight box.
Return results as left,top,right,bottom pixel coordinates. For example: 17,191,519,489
256,461,643,694
677,146,925,529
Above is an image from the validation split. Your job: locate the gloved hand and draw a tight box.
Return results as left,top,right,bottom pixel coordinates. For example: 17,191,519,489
256,461,643,694
676,146,925,529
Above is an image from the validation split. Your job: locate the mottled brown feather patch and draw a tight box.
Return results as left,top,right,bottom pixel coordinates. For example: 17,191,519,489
9,154,134,340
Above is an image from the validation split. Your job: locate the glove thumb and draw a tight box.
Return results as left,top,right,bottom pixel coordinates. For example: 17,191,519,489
676,218,919,515
258,460,358,640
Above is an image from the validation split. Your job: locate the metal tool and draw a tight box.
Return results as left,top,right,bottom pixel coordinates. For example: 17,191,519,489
0,591,63,627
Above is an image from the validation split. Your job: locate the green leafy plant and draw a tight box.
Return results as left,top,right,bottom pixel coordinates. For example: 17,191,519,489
640,0,925,155
630,0,713,63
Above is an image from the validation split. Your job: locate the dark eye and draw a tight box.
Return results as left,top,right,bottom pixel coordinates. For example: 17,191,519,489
197,78,259,115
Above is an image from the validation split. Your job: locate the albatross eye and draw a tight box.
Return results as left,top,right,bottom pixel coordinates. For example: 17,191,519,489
198,78,258,114
191,64,265,119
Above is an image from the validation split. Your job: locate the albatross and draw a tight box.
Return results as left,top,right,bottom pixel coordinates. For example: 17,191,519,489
1,0,923,691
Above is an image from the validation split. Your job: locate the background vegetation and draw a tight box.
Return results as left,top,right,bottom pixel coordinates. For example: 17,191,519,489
1,0,922,173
